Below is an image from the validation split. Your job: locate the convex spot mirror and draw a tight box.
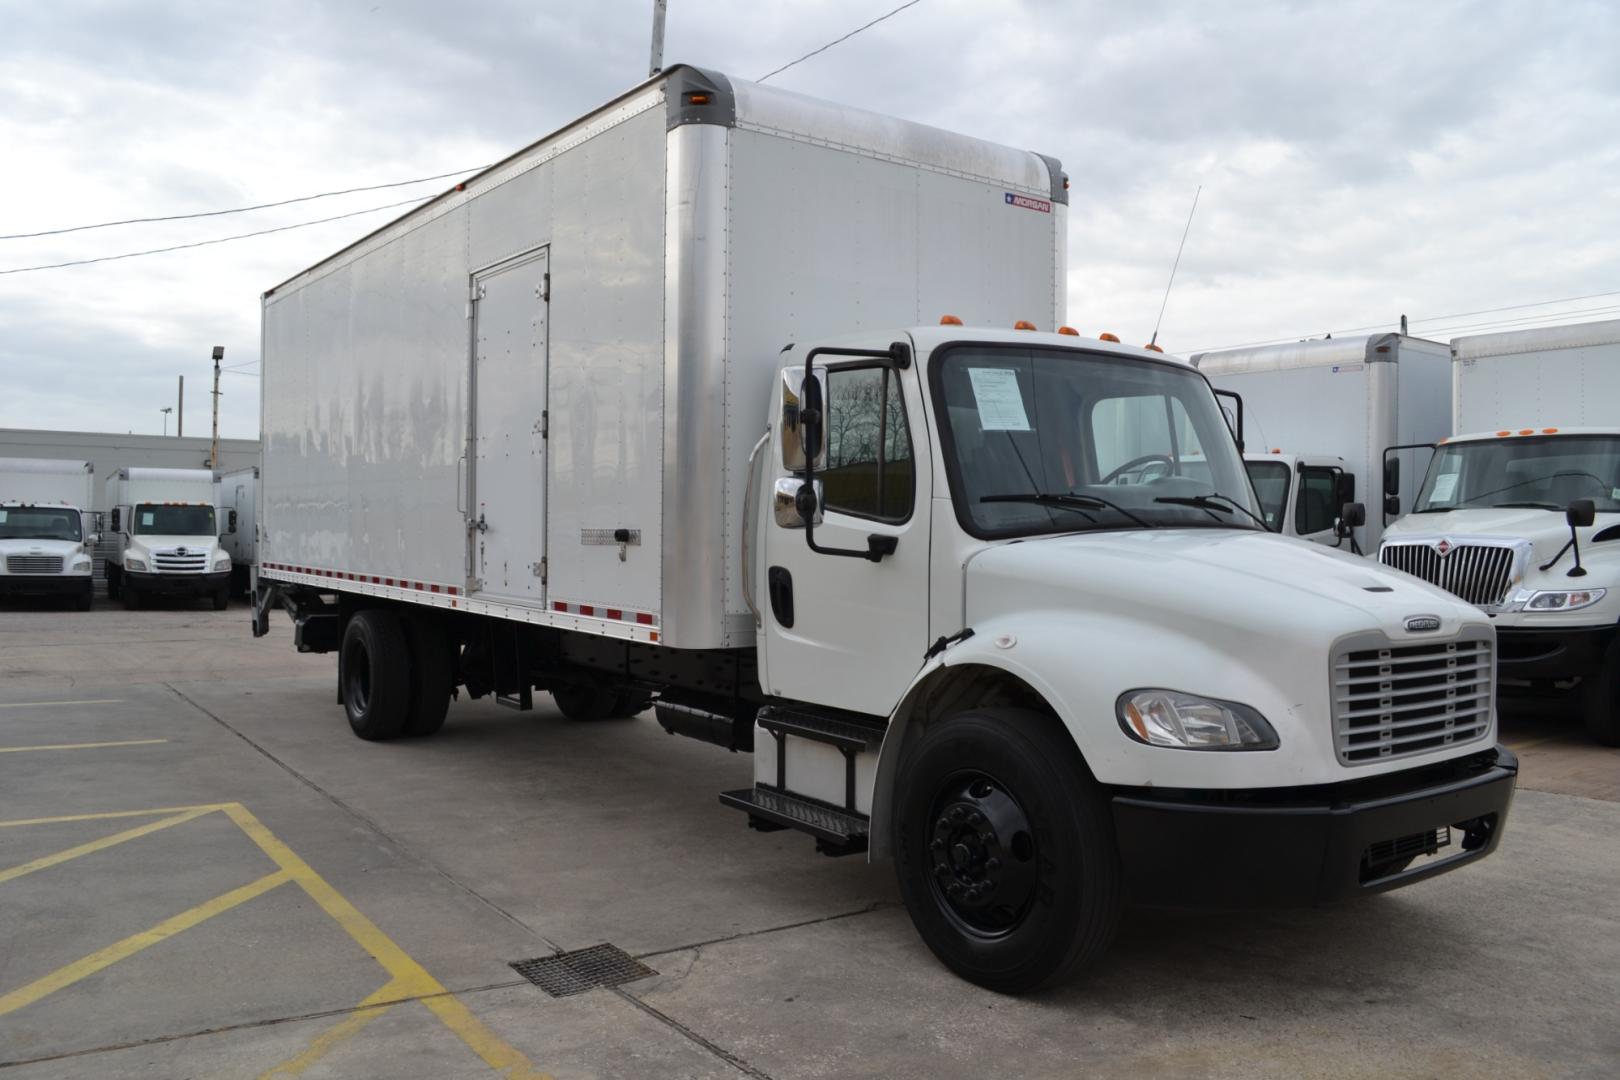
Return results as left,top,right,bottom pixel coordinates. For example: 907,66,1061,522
1336,501,1366,538
1568,499,1596,528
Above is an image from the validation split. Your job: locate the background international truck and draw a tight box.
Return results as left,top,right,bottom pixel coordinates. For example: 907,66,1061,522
216,465,258,597
0,457,96,609
252,66,1517,992
1379,318,1620,744
1191,334,1452,549
104,466,235,610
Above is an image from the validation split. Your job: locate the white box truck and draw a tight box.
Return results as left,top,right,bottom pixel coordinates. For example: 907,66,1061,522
105,467,235,610
0,457,96,609
1379,318,1620,744
1191,334,1452,549
253,67,1516,991
216,465,258,597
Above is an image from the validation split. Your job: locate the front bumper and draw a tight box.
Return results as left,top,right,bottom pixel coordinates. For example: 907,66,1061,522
1111,746,1517,908
1494,623,1617,682
125,570,232,596
0,574,93,597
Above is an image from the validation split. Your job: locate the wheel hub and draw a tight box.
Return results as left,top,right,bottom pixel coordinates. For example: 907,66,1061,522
928,775,1038,933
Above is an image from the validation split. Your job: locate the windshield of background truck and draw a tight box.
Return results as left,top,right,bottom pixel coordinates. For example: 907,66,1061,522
1245,461,1291,531
0,506,82,541
133,504,216,535
932,345,1260,536
1415,435,1620,513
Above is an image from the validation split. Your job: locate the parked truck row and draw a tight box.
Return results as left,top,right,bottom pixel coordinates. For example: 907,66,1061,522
250,67,1517,992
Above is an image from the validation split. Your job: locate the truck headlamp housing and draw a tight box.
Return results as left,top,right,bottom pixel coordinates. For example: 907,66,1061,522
70,556,92,573
125,557,148,572
1525,588,1605,612
214,557,232,572
1116,690,1279,751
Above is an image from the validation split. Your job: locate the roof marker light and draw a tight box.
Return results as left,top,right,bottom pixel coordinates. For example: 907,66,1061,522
1143,343,1164,353
1543,427,1559,434
1519,428,1534,435
1099,333,1121,342
1057,326,1079,336
1014,320,1037,331
1496,430,1511,437
939,314,963,325
686,93,712,105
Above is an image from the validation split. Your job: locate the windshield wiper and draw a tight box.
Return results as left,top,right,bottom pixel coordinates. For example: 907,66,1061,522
980,492,1155,529
1153,493,1268,530
1490,501,1562,510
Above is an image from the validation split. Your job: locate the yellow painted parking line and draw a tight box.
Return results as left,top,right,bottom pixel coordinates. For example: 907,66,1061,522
0,806,214,885
0,699,124,709
0,870,290,1020
223,803,552,1080
257,978,407,1079
0,804,226,829
0,738,169,754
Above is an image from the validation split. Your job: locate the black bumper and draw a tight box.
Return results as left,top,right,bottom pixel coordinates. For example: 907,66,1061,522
125,571,231,596
1112,746,1517,908
1495,623,1616,682
0,575,93,598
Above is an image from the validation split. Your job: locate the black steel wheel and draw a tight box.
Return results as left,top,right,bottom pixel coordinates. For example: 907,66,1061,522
893,707,1120,993
341,609,410,741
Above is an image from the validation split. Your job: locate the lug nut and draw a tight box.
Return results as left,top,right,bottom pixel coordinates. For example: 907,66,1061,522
968,811,984,825
985,857,1001,871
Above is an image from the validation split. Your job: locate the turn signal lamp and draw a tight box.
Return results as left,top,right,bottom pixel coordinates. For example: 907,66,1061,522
1057,326,1079,336
686,92,712,105
1143,343,1164,353
939,314,963,325
1099,332,1120,342
1014,320,1037,331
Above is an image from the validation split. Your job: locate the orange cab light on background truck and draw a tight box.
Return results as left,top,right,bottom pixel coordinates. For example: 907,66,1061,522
1014,320,1038,331
1099,333,1120,342
1057,326,1079,336
939,315,963,325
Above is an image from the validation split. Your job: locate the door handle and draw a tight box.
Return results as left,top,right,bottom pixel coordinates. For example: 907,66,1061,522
475,513,489,534
457,452,467,513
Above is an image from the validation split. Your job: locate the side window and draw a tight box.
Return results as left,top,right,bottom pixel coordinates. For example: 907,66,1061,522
1295,467,1340,535
821,366,914,521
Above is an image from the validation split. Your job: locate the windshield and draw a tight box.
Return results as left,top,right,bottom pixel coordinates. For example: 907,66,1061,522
1415,435,1620,513
1245,460,1291,531
931,344,1261,537
133,504,216,535
0,506,82,541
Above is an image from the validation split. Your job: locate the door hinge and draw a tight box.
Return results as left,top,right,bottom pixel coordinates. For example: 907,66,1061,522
542,272,551,303
541,410,548,439
536,556,548,583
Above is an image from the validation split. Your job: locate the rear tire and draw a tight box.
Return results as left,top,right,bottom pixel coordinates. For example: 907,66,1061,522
892,707,1121,993
341,609,411,741
552,682,618,722
106,567,121,601
1580,642,1620,746
402,615,453,737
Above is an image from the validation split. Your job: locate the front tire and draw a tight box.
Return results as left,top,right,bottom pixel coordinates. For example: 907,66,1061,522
1580,641,1620,746
341,609,411,741
75,587,93,611
211,588,229,611
123,587,142,610
892,707,1121,993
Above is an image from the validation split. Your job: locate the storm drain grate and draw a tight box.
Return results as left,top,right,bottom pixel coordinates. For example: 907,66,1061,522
510,943,657,998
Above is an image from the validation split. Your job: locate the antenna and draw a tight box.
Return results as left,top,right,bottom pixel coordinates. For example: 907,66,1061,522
1149,185,1201,349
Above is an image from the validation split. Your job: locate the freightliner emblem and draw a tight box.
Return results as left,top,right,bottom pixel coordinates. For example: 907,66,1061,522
1405,615,1442,632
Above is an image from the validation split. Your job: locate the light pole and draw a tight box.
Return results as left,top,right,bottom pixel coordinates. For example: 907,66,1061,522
210,346,224,470
160,406,173,435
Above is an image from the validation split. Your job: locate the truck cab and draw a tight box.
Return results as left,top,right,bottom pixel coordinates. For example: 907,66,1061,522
105,467,235,610
1244,451,1357,545
0,458,96,610
1381,426,1620,744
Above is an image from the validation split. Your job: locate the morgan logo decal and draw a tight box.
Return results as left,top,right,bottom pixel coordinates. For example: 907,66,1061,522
1004,192,1052,214
1405,615,1442,633
1434,538,1452,556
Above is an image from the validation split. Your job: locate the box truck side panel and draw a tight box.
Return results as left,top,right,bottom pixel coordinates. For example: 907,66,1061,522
1453,319,1620,433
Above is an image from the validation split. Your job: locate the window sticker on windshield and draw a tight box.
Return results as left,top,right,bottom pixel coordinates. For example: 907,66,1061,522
1430,473,1458,503
967,368,1031,431
141,511,156,527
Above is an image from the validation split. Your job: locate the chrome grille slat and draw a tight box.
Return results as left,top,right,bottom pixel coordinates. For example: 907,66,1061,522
1331,638,1495,765
6,555,65,574
152,548,208,573
1381,542,1514,608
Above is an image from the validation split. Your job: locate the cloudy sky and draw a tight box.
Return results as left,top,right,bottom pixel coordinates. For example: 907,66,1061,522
2,0,1616,438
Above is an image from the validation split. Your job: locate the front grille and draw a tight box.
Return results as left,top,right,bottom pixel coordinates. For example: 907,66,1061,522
152,550,208,573
1381,542,1514,608
1332,638,1494,764
6,555,65,574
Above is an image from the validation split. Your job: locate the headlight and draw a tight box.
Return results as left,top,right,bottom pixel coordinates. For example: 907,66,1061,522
1116,689,1279,751
71,557,92,573
1525,588,1606,612
214,557,232,571
125,558,148,572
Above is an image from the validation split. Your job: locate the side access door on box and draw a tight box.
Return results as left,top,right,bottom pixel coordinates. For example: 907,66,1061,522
468,246,550,605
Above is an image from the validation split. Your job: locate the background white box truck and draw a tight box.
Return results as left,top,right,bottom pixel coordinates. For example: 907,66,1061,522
1380,318,1620,744
0,457,96,609
216,465,257,597
1191,334,1452,549
253,66,1516,991
105,466,235,610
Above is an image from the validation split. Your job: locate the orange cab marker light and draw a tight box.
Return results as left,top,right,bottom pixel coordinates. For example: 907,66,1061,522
1099,332,1121,342
1543,427,1559,434
1496,430,1511,437
1057,326,1079,336
939,314,963,326
1014,320,1038,331
1272,448,1283,454
1519,428,1534,436
1143,343,1164,353
686,93,712,105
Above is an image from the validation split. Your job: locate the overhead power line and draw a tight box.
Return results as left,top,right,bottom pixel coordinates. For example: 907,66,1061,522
757,0,924,83
0,196,432,275
0,167,487,241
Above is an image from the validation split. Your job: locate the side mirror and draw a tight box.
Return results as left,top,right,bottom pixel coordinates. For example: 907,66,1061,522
1383,495,1401,518
110,508,121,531
1567,499,1596,528
774,478,822,528
1336,472,1357,506
1337,502,1366,535
228,509,239,534
1383,457,1400,497
798,374,824,466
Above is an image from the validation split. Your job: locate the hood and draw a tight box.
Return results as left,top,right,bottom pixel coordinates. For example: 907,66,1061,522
0,537,86,558
1385,506,1615,565
965,528,1487,646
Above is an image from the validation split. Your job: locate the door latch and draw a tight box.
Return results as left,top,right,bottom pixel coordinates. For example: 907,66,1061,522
475,513,489,534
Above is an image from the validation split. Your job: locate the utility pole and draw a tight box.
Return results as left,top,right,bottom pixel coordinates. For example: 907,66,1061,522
649,0,667,77
210,346,224,470
177,375,184,436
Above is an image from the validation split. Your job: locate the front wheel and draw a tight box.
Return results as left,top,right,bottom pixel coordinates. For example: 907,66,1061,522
211,588,229,611
892,707,1121,993
1579,641,1620,746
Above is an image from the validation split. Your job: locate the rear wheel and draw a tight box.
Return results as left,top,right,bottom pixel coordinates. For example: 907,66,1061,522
105,568,121,601
402,615,453,737
1580,641,1620,746
551,682,618,722
892,707,1121,993
341,609,411,741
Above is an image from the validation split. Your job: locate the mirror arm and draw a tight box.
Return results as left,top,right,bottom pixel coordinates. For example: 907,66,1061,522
799,445,896,563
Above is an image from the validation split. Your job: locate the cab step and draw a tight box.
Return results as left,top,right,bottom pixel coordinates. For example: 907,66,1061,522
755,704,885,751
719,787,869,856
